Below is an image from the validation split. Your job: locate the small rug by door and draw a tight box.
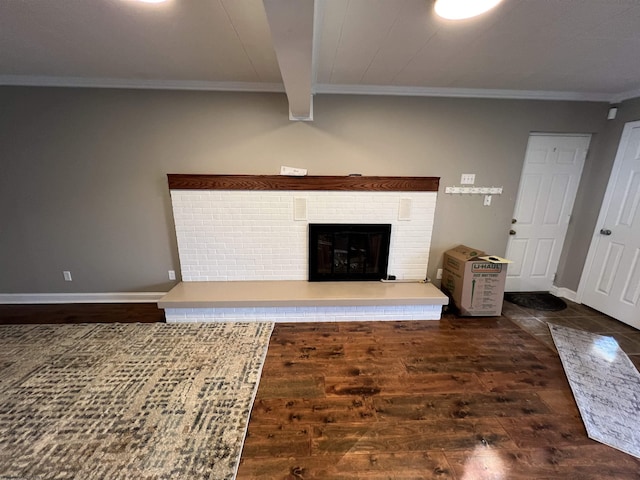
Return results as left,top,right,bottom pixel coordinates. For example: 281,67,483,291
0,321,274,479
549,324,640,459
504,291,567,311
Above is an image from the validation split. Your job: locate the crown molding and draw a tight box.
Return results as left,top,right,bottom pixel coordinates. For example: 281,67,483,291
2,75,633,103
314,83,613,102
0,75,285,93
610,87,640,104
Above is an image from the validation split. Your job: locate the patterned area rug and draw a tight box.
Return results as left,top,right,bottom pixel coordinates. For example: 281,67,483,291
549,324,640,459
0,322,274,479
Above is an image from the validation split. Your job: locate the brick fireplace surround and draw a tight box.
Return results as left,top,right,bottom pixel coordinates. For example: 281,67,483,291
159,175,448,323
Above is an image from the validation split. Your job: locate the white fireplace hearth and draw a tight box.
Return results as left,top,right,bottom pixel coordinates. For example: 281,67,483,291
159,280,448,322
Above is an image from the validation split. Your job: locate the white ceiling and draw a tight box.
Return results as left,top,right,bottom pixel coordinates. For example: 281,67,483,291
2,0,640,120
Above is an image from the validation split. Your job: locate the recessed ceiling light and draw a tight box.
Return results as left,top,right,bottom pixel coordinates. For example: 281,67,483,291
434,0,503,20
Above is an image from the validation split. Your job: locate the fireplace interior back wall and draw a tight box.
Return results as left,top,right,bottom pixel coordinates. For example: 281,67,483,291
309,223,392,281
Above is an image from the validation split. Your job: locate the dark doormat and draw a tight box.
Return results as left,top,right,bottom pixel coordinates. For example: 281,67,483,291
504,291,567,311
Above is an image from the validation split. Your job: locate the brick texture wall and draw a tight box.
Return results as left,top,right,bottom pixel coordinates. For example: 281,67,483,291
170,190,437,281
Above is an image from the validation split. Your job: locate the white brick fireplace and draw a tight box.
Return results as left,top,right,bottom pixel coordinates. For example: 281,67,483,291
162,175,446,322
172,190,436,281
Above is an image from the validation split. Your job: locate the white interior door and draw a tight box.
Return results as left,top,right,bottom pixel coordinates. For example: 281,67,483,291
579,121,640,329
505,134,590,292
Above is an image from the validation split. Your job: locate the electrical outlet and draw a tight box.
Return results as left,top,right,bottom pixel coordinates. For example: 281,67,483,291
436,268,443,280
484,195,492,206
63,271,72,281
168,270,176,280
460,173,475,185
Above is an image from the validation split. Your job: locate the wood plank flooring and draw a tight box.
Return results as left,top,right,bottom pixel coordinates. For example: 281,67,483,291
0,303,165,324
237,307,640,479
1,300,639,478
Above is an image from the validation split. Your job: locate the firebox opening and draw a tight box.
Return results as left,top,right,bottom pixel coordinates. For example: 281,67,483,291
308,224,391,281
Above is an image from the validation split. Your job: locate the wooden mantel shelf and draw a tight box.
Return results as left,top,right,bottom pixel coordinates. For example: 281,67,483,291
167,174,439,192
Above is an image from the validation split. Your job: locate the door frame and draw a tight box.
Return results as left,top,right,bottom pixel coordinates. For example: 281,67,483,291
576,119,640,304
506,132,591,292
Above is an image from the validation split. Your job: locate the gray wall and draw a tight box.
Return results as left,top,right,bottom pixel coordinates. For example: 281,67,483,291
557,96,640,290
0,86,611,294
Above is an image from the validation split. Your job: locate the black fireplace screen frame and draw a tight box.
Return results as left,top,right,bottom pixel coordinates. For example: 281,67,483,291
308,223,391,282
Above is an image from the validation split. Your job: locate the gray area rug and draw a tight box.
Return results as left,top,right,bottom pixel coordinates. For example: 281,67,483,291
549,324,640,459
0,322,274,479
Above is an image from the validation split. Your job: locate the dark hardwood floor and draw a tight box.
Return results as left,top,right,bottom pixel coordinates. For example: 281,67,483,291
0,303,165,324
237,302,640,479
502,299,640,370
1,300,639,478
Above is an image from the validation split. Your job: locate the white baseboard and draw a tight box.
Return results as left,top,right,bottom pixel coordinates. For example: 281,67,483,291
0,292,166,304
549,286,578,302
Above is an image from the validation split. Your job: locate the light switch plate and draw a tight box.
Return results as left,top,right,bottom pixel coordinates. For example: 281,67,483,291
461,174,475,184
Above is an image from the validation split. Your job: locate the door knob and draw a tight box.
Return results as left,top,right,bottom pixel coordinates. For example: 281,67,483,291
509,229,516,235
511,218,517,224
600,229,612,236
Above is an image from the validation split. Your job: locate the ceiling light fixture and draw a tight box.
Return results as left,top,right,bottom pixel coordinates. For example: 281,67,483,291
434,0,503,20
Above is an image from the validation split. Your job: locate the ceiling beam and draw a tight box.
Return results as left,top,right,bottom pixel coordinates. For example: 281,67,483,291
263,0,315,121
